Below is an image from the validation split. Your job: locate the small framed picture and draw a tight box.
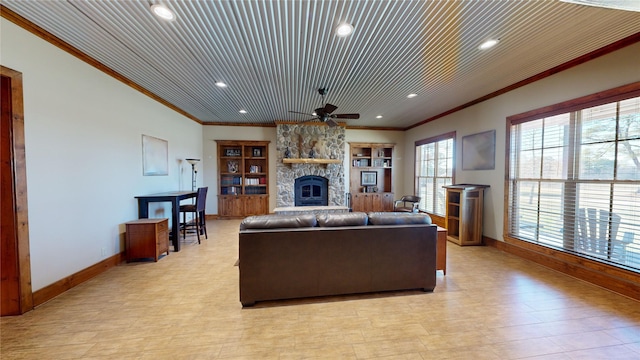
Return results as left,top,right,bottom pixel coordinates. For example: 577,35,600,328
253,147,262,157
227,160,239,173
361,171,377,186
224,148,241,157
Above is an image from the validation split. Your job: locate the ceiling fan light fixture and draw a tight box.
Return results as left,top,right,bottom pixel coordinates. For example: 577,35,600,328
479,38,500,50
215,81,227,88
151,4,176,21
335,23,354,37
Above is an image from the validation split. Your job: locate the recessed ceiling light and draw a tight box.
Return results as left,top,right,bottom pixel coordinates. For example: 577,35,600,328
239,110,247,114
479,39,500,50
376,115,383,119
151,4,176,21
215,81,227,88
407,93,418,98
335,23,354,37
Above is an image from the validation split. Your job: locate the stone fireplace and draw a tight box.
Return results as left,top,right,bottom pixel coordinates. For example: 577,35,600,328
276,122,345,207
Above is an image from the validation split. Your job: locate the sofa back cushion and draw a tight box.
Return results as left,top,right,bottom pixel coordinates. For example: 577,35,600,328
367,212,432,225
240,214,317,230
316,212,368,227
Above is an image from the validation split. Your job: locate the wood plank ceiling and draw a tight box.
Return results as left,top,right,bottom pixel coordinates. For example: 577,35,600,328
2,1,640,129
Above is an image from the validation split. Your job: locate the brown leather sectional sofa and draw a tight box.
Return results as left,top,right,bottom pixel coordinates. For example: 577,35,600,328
238,211,437,307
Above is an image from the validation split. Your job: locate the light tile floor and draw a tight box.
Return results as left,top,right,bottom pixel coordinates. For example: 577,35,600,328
1,219,639,359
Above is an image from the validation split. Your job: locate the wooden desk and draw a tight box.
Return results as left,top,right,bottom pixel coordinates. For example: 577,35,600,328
135,191,196,252
437,226,447,275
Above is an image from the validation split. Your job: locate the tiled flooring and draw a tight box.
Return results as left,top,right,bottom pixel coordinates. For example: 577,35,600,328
2,219,639,359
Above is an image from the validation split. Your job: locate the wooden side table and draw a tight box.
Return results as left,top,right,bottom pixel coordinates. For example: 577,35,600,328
125,218,169,262
436,226,447,275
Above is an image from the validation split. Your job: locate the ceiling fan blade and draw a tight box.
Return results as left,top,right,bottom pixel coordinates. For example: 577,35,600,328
325,118,339,127
333,113,360,119
324,103,338,114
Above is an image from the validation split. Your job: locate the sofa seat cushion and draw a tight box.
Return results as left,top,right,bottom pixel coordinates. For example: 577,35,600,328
368,212,432,225
317,212,368,227
240,214,317,230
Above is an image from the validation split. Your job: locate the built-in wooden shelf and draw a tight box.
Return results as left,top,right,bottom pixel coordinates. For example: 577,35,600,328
282,158,341,164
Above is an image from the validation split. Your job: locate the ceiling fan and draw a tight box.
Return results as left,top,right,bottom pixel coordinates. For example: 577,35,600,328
289,88,360,127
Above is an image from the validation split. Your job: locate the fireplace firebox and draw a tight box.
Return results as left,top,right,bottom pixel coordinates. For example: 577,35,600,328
294,175,328,206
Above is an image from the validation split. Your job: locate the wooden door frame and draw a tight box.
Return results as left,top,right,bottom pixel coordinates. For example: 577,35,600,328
1,65,33,314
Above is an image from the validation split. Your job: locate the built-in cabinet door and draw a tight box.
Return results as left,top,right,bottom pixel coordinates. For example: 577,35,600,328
382,193,394,211
218,195,244,218
351,193,365,212
352,193,390,212
244,196,268,216
369,193,382,212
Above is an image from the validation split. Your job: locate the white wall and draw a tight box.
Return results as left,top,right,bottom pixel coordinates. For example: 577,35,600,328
405,42,640,241
1,20,203,290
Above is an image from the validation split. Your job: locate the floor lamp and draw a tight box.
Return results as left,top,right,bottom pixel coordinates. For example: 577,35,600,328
185,158,200,191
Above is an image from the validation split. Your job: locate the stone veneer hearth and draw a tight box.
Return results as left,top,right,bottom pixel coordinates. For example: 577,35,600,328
276,123,345,207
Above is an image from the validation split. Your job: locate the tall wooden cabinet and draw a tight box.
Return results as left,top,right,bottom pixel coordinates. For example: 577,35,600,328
444,184,489,246
216,140,270,219
349,142,394,212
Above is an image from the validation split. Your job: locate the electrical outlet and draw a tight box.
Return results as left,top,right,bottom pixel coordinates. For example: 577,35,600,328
101,247,107,257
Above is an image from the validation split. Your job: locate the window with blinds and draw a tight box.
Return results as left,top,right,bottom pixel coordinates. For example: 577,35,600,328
415,132,455,216
507,92,640,272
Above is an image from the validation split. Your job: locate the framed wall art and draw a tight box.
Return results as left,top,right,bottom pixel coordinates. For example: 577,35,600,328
142,134,168,176
361,171,377,186
462,129,496,170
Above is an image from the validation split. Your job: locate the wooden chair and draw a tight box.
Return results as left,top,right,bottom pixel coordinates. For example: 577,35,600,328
394,195,421,213
576,208,622,259
180,187,208,244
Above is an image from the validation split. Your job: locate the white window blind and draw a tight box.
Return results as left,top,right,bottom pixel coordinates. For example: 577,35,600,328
508,95,640,271
415,133,454,216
